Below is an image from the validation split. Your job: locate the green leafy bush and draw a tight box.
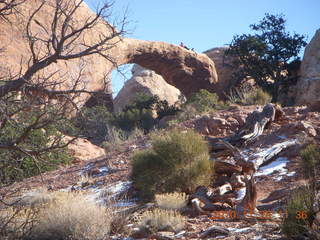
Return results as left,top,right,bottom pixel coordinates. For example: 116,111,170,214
0,110,72,185
243,88,272,105
184,89,227,113
131,129,213,199
75,105,113,143
282,187,316,238
111,93,180,133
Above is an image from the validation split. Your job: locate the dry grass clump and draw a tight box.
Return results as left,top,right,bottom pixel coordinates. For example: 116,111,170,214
155,192,188,210
139,209,185,233
27,192,113,240
241,88,272,105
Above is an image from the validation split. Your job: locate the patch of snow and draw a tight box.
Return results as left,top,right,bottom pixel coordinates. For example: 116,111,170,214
253,236,267,240
236,187,246,201
254,157,296,182
253,140,296,160
175,231,186,238
254,157,289,177
99,166,109,173
106,181,131,194
227,227,251,233
80,162,94,175
287,171,296,177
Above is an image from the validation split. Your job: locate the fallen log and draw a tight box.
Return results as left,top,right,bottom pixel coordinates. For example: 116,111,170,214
207,103,284,151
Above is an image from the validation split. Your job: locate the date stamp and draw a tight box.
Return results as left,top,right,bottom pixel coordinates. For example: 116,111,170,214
210,209,308,220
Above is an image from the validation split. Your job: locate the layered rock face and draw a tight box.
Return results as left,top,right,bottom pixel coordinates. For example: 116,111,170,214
113,64,182,112
204,47,236,98
296,29,320,106
0,0,218,110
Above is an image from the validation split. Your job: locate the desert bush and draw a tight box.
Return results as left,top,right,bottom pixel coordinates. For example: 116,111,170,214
139,209,185,233
0,110,72,185
131,129,213,199
282,186,317,238
227,86,271,106
111,93,180,133
300,144,320,179
242,88,272,105
155,192,188,210
185,89,227,113
102,127,144,152
27,192,113,240
74,105,112,144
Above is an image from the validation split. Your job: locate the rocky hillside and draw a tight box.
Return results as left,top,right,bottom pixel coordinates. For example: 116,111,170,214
1,104,319,239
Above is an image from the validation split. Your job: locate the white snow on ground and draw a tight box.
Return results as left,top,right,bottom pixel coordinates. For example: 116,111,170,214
227,227,251,233
99,166,109,173
253,139,297,159
236,187,246,201
254,157,296,181
254,157,288,176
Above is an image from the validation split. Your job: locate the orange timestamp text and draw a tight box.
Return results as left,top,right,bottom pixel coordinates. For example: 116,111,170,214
210,209,308,220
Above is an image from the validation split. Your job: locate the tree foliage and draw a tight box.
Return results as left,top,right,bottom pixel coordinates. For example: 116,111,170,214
225,13,307,102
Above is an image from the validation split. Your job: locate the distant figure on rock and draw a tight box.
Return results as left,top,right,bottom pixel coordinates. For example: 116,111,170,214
179,41,190,50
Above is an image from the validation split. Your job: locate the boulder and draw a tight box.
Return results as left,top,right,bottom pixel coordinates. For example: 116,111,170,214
63,136,105,162
113,64,182,112
296,29,320,106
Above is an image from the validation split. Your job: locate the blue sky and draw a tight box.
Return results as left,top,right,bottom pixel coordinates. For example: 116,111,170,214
85,0,320,95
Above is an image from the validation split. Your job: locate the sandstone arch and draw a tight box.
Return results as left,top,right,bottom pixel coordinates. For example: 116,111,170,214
109,38,218,98
0,0,218,110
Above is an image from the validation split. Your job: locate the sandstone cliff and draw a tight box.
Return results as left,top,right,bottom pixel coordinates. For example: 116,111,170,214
296,29,320,106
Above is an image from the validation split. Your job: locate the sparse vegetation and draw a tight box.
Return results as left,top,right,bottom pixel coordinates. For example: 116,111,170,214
226,13,307,102
185,89,227,113
139,209,185,233
131,129,213,199
282,186,317,239
31,192,112,240
0,191,114,240
228,87,272,105
0,108,73,185
155,192,188,210
300,144,320,179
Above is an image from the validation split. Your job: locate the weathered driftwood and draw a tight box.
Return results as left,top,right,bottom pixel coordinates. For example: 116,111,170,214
234,175,258,219
214,160,242,176
189,186,235,214
217,138,296,173
207,103,284,151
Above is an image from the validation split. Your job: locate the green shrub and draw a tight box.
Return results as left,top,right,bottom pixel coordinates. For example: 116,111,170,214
111,93,180,133
131,129,213,199
109,108,155,133
282,187,316,238
242,88,272,105
75,105,113,143
300,144,320,179
0,110,72,185
185,89,227,113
